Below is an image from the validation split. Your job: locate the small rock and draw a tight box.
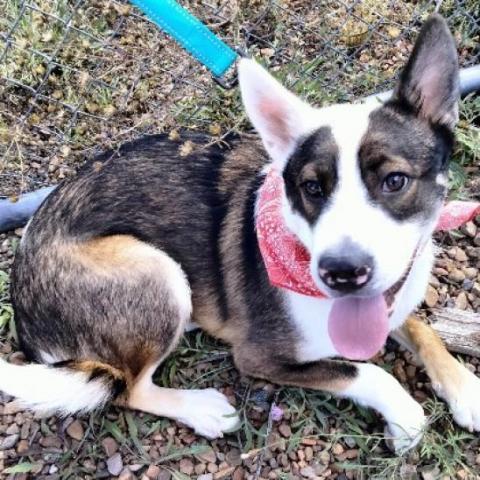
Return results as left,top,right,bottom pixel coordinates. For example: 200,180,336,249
463,267,478,279
102,436,119,456
278,423,292,438
0,434,19,450
66,419,84,441
145,464,161,479
448,268,465,283
455,291,468,310
6,423,19,435
393,362,407,383
406,365,417,379
16,439,29,454
424,285,439,308
2,402,23,415
49,465,59,474
472,283,480,297
40,435,62,448
198,475,213,480
118,468,136,480
300,466,316,478
332,443,344,456
461,221,477,238
198,448,217,464
107,453,123,476
207,463,218,474
214,467,235,479
232,467,245,480
179,458,194,475
455,248,468,262
225,449,242,466
157,471,171,480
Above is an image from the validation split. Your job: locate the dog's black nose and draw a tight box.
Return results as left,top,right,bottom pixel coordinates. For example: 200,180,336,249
318,249,373,292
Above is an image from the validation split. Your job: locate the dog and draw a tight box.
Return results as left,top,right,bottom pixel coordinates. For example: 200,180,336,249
1,14,479,453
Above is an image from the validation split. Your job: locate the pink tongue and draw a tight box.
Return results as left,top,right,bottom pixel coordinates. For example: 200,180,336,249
328,295,389,361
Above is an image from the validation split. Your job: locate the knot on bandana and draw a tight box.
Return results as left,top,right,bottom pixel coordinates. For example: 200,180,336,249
255,166,480,297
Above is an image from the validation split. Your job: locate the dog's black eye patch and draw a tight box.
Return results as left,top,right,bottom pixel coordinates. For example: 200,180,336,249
283,127,338,225
359,106,453,221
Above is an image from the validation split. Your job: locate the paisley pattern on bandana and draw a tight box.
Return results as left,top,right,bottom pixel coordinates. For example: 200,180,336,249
255,166,480,297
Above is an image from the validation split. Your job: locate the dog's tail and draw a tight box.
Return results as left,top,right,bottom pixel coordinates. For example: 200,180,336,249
0,358,127,415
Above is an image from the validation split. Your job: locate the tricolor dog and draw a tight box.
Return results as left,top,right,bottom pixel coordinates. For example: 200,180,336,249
2,15,480,453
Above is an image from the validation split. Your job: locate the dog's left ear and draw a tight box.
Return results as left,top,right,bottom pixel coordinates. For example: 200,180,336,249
393,14,459,129
238,58,315,167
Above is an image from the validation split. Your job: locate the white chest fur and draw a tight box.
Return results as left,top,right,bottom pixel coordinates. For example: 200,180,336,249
285,240,434,363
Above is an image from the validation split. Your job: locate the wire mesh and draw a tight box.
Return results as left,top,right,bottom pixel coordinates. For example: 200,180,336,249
0,0,479,196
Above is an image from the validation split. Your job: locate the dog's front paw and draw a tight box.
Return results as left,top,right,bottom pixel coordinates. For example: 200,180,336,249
435,363,480,432
176,388,240,439
384,401,426,454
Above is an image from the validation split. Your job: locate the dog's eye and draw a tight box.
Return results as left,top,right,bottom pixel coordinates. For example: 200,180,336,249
302,180,323,198
382,172,409,193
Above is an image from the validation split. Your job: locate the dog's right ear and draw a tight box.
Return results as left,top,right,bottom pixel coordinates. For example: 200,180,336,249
238,59,314,167
392,14,459,129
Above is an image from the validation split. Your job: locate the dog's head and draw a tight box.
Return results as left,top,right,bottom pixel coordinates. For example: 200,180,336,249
239,14,459,299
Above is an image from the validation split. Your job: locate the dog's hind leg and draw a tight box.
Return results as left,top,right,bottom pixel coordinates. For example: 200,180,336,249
392,316,480,432
10,234,238,437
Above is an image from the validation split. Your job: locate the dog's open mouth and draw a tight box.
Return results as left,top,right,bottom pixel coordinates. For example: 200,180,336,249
328,259,414,361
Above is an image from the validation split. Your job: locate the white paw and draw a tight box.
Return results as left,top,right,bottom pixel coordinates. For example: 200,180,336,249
175,388,240,439
384,401,426,454
437,365,480,432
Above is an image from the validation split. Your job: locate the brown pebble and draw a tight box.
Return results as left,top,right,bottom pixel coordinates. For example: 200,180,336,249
449,268,465,283
40,435,62,449
406,365,417,379
455,291,468,310
214,467,235,479
195,463,206,475
455,248,468,262
145,464,161,479
278,423,292,438
6,423,19,435
198,448,217,464
157,471,171,480
102,436,119,457
393,361,407,383
179,458,194,475
2,402,24,415
332,443,344,456
66,419,84,441
300,438,316,446
118,468,136,480
424,285,439,307
461,221,477,238
232,467,245,480
16,439,29,454
225,449,242,466
207,462,218,474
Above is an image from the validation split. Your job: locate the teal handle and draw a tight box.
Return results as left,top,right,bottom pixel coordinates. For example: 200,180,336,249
130,0,238,77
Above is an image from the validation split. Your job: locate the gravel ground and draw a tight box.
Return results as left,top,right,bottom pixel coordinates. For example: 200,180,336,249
1,1,480,479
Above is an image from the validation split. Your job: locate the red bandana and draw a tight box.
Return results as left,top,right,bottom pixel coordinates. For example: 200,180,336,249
255,166,480,298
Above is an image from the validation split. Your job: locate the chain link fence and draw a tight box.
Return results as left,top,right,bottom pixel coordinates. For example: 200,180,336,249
0,0,479,197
